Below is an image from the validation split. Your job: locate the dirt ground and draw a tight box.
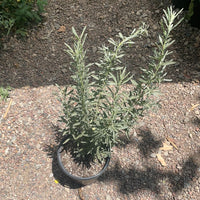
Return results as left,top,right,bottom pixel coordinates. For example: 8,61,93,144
0,0,200,199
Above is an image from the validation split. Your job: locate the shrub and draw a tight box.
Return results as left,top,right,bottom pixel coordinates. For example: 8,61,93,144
0,0,47,36
58,7,183,163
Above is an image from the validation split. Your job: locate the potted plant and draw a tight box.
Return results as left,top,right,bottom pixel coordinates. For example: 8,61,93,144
57,7,182,186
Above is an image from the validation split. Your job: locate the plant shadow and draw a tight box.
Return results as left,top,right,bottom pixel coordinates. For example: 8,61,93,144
99,145,200,197
137,128,162,157
44,125,200,194
167,152,200,193
192,116,200,127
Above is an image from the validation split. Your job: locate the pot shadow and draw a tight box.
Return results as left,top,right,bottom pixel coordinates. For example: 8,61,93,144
99,148,200,196
43,125,83,189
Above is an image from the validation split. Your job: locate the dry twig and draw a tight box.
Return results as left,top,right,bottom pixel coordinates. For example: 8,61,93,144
0,99,13,125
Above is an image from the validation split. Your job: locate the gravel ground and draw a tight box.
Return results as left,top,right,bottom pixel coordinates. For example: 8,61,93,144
0,0,200,199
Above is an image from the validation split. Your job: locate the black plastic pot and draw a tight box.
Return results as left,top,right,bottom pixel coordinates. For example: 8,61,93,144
57,144,110,186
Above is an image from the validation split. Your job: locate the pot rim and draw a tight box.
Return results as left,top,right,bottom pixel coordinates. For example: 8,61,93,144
57,145,110,182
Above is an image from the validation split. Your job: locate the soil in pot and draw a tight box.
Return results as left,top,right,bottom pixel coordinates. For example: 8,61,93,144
59,145,107,178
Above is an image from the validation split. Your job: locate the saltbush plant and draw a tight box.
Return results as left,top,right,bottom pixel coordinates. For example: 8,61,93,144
59,7,183,163
0,0,47,36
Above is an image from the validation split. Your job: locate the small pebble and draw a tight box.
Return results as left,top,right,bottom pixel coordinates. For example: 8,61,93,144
174,176,180,181
136,9,143,16
5,147,9,155
106,195,112,200
61,69,68,73
92,46,97,53
176,164,182,170
152,24,157,30
163,151,168,156
195,110,199,115
35,164,41,169
150,153,157,158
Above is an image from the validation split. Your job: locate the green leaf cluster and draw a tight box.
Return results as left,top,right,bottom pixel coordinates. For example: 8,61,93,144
0,86,11,101
0,0,47,36
59,7,183,163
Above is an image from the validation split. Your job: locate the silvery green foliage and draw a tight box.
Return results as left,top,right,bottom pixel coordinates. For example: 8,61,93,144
59,7,182,163
132,7,183,115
